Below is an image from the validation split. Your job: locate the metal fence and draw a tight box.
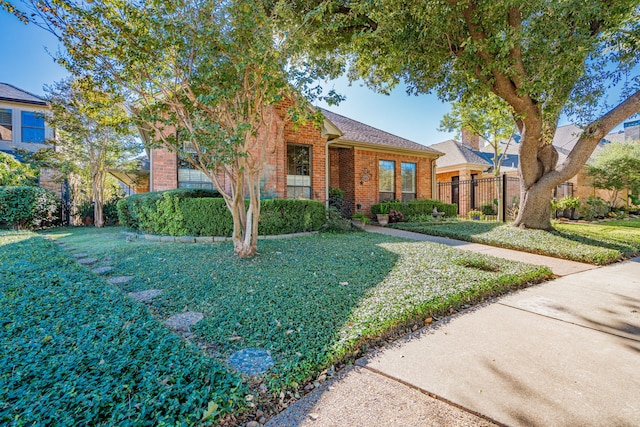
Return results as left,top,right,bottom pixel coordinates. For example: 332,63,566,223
436,175,573,220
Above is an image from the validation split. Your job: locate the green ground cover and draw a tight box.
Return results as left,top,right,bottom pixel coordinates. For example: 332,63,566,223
6,227,551,424
0,231,245,426
391,218,640,265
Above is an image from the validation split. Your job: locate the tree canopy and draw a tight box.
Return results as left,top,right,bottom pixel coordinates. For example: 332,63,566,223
587,140,640,205
290,0,640,228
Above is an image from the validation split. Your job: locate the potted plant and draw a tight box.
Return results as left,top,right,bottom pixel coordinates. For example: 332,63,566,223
557,196,581,219
467,209,484,220
351,213,370,228
375,203,390,226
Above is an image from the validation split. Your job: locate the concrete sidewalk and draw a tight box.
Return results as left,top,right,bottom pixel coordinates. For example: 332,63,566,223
267,257,640,427
365,225,595,276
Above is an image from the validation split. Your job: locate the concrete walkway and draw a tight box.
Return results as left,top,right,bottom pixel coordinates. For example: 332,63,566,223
366,225,595,276
267,244,640,426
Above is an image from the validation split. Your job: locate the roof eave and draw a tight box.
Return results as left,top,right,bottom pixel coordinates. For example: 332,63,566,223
329,139,443,158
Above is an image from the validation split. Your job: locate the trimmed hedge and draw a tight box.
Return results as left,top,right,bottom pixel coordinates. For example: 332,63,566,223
371,199,458,219
0,231,245,425
0,186,60,229
117,189,326,236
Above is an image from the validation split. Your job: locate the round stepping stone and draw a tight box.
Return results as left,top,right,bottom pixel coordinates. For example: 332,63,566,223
73,253,88,259
78,257,98,265
165,311,204,332
227,348,274,376
63,247,75,252
107,276,134,285
92,266,114,275
128,289,163,302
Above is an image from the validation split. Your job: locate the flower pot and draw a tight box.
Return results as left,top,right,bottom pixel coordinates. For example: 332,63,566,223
376,213,389,226
352,218,366,229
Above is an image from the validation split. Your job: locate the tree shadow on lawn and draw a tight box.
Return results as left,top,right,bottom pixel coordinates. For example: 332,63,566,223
103,232,546,393
553,229,640,258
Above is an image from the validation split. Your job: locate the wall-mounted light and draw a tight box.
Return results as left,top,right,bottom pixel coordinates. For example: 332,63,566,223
360,168,370,185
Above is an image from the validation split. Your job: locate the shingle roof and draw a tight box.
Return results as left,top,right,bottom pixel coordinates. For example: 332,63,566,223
430,139,490,168
321,108,442,155
0,83,47,106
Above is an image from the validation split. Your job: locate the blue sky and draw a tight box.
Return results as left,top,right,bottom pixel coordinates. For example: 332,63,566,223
1,10,633,146
0,10,457,146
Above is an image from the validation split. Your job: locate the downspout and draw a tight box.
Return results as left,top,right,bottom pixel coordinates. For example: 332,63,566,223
149,149,154,192
325,140,330,213
431,159,436,198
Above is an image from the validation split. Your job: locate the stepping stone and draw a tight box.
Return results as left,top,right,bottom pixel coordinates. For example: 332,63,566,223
165,311,204,332
107,276,134,285
92,266,114,275
63,247,75,252
128,289,163,303
73,253,88,259
78,257,98,265
227,348,274,376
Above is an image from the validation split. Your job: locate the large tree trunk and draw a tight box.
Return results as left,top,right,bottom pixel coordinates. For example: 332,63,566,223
92,169,105,228
513,179,555,229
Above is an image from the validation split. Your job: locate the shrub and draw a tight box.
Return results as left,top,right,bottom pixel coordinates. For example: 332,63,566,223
118,189,326,236
467,209,485,220
371,199,457,219
480,201,498,216
76,197,122,225
0,186,60,229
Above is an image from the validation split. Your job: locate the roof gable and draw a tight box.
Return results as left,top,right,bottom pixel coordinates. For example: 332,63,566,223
431,139,491,168
0,83,47,106
320,108,441,156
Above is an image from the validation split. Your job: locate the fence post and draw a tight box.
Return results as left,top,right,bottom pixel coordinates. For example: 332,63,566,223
502,173,507,223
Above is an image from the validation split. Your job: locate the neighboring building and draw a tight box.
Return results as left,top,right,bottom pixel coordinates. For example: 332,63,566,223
432,121,639,215
142,105,443,215
0,83,60,195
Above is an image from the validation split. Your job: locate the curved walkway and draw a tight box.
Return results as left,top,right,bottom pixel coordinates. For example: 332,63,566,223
267,230,640,426
365,225,595,277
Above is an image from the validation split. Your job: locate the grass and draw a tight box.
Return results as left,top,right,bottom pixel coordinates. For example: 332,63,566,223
391,218,640,265
0,231,245,426
5,226,552,424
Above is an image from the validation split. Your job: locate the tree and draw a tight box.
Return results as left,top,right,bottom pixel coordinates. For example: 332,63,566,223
0,152,38,186
587,140,640,206
12,0,335,257
287,0,640,229
439,93,517,221
45,78,139,227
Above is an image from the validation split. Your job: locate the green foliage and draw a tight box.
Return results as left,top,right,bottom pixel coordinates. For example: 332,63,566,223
118,190,325,236
77,196,124,225
41,227,551,393
322,206,357,233
371,199,457,219
577,196,610,220
555,196,581,211
351,212,371,224
587,141,640,200
480,202,498,216
0,186,60,229
0,231,245,425
0,152,38,186
391,221,638,265
467,210,485,220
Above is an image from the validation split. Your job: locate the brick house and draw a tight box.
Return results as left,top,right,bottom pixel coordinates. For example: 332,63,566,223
431,121,640,216
145,107,443,215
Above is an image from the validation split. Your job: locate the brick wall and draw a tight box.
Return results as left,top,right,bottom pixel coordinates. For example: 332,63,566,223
39,167,63,197
353,149,434,215
151,147,178,191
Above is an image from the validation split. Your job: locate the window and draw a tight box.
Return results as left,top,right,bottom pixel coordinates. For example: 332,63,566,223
401,162,416,201
379,160,395,201
177,155,213,189
21,111,45,143
287,144,311,199
0,108,12,141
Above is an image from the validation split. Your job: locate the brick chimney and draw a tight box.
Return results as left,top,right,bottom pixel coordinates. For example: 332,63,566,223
461,127,480,150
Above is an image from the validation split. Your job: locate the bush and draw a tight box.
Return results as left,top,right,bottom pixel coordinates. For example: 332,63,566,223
467,209,485,220
0,186,60,229
118,189,326,236
76,197,122,225
371,199,457,219
480,201,498,216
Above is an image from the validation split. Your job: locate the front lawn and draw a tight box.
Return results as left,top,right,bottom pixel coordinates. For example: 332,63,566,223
8,227,551,424
391,218,640,265
0,231,245,426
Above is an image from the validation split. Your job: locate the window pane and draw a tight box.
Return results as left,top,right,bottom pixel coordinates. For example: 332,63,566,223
401,162,416,193
379,160,395,192
0,108,11,141
21,111,45,143
287,144,311,199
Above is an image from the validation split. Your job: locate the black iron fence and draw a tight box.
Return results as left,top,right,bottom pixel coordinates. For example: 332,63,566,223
436,175,573,220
